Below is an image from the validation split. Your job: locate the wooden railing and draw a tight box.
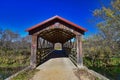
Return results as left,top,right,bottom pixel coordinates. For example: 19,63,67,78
69,54,77,66
37,48,53,65
63,47,77,66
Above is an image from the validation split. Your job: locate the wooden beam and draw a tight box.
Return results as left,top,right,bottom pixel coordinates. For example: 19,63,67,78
39,28,74,39
30,35,38,68
76,34,83,68
40,30,75,43
36,28,75,43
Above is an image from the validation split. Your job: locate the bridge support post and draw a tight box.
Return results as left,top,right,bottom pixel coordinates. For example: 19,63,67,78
30,35,38,68
76,34,83,68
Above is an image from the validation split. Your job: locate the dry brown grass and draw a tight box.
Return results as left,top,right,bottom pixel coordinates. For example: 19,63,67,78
73,68,99,80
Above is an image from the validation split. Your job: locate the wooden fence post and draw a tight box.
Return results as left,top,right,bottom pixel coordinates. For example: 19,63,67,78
30,35,38,68
76,34,83,68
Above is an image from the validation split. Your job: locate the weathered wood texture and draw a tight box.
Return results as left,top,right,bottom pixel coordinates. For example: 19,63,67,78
27,16,86,35
63,37,77,66
76,35,83,67
27,16,86,68
36,37,53,65
35,23,78,43
30,35,38,68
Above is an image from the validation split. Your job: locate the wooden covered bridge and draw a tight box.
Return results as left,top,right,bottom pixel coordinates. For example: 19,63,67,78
26,15,87,68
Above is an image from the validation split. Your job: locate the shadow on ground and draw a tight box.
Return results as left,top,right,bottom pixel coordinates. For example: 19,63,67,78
38,50,68,66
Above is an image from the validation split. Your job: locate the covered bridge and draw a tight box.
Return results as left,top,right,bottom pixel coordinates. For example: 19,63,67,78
26,15,87,68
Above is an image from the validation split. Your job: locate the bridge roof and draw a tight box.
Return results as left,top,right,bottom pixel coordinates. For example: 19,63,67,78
26,16,87,43
26,15,87,32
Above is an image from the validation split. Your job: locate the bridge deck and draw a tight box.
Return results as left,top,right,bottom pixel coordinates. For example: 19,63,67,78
32,57,79,80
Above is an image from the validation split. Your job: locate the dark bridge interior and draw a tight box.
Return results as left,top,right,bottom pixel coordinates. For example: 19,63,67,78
40,50,68,64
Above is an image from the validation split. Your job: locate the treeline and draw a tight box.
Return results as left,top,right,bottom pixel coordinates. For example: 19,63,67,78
83,0,120,79
0,28,31,67
83,0,120,66
0,28,31,51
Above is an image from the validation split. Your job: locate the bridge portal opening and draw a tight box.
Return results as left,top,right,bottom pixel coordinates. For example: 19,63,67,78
26,16,87,68
54,43,62,50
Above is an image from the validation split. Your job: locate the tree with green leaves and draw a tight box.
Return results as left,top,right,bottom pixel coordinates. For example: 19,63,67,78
83,0,120,67
93,0,120,54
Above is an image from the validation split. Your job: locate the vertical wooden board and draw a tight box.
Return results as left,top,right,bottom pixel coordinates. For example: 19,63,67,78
76,34,83,67
30,35,38,68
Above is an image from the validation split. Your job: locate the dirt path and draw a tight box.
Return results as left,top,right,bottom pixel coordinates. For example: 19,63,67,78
31,58,79,80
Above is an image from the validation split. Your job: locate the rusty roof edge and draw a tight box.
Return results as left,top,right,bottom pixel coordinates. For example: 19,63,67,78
56,16,87,32
26,16,58,32
26,15,87,32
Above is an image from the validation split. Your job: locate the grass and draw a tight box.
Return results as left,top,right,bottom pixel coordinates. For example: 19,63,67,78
11,69,39,80
84,57,120,80
89,66,120,80
0,51,30,79
0,55,30,68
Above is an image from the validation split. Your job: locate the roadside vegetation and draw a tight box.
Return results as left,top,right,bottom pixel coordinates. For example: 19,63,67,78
83,0,120,79
0,29,31,79
11,69,39,80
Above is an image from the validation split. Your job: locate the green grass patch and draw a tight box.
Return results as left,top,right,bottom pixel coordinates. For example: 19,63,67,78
0,48,31,79
0,54,30,68
84,57,120,79
11,69,39,80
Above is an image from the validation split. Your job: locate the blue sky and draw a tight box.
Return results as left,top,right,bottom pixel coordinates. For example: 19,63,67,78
0,0,110,37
